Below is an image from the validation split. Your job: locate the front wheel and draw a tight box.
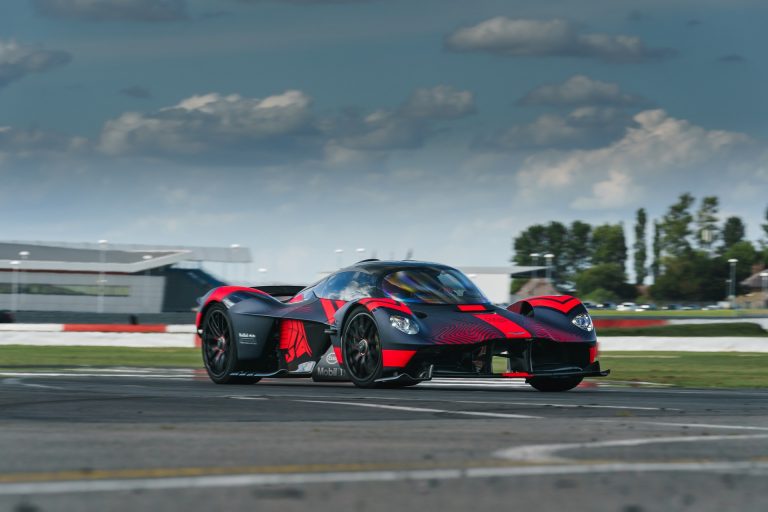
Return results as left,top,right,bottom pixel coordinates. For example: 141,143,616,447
527,376,583,392
342,309,384,388
201,304,260,385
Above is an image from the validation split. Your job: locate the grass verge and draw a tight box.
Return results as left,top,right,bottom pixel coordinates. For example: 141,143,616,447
0,346,200,368
598,322,767,337
591,309,768,318
2,346,767,389
599,351,768,388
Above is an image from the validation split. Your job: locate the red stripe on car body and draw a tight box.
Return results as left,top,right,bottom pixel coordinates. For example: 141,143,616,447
457,304,487,312
333,346,343,365
320,299,338,324
359,298,413,315
473,313,531,338
526,295,582,314
381,349,416,368
279,319,312,363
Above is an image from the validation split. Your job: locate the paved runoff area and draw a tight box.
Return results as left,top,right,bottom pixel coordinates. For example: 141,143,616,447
1,369,767,511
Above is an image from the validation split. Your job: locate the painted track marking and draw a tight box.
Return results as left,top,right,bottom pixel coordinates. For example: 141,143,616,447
637,421,768,432
232,393,675,412
494,434,768,463
294,399,541,419
2,461,768,496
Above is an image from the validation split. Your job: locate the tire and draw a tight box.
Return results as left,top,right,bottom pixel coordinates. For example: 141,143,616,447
342,309,384,388
527,376,583,392
200,303,260,385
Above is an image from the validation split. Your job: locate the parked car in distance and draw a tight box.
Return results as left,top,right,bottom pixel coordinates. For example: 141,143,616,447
616,302,638,311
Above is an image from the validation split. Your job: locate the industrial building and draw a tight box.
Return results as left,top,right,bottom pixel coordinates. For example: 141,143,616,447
0,241,250,315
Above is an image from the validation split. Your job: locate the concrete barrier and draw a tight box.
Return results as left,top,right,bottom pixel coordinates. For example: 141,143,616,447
0,324,198,348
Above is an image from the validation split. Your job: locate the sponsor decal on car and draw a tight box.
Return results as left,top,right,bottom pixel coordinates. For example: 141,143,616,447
238,332,259,344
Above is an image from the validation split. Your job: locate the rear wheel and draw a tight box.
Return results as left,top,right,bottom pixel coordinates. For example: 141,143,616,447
201,304,260,385
342,309,384,388
527,376,583,392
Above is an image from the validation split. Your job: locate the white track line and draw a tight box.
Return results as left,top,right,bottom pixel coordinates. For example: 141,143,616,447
0,372,189,379
294,399,541,419
2,461,768,496
494,434,768,463
636,422,768,432
453,400,677,411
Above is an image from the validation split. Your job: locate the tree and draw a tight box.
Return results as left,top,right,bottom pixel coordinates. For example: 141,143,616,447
591,224,627,267
512,221,574,282
651,221,661,280
695,196,719,252
660,193,695,257
762,207,768,247
721,216,746,251
563,221,592,275
650,252,728,302
574,263,636,300
633,209,647,285
723,240,759,294
543,221,568,279
512,224,547,266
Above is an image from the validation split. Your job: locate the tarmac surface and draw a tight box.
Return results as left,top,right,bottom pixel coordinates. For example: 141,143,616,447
1,369,767,511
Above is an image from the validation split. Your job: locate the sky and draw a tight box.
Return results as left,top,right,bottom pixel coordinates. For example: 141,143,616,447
1,0,766,283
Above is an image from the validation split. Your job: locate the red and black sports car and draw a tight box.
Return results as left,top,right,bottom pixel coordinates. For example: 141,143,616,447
196,260,608,392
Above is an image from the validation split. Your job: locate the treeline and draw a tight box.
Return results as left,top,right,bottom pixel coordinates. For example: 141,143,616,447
512,194,768,303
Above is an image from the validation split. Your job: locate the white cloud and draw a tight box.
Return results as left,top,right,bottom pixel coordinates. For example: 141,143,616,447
0,39,71,88
0,125,87,156
485,107,632,150
400,85,475,119
31,0,188,22
99,90,316,156
99,85,474,159
326,85,474,153
519,75,647,107
516,109,751,209
445,17,674,63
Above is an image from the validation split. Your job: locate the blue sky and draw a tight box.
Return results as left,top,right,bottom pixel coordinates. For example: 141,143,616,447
1,0,766,283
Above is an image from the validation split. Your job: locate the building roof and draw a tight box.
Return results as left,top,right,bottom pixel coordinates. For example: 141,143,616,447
742,269,768,289
0,241,251,273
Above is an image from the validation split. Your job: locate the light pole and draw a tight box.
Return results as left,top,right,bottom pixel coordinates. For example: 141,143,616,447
760,271,768,308
356,248,366,260
728,258,738,309
530,252,540,278
97,240,108,314
18,251,29,309
9,260,20,313
257,268,268,285
334,249,344,268
544,253,554,283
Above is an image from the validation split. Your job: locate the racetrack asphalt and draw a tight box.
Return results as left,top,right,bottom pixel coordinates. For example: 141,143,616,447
1,369,767,512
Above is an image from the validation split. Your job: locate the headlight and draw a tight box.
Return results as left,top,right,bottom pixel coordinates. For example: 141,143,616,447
572,313,594,332
390,315,419,335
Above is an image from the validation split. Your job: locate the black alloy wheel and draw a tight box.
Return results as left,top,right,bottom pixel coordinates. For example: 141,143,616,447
201,303,259,384
342,310,384,388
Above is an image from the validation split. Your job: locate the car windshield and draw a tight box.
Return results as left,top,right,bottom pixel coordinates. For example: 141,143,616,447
381,268,488,305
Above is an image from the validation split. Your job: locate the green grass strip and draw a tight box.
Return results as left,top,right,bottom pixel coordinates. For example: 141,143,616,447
0,346,200,368
591,309,768,318
598,322,767,337
599,351,768,388
2,346,767,388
